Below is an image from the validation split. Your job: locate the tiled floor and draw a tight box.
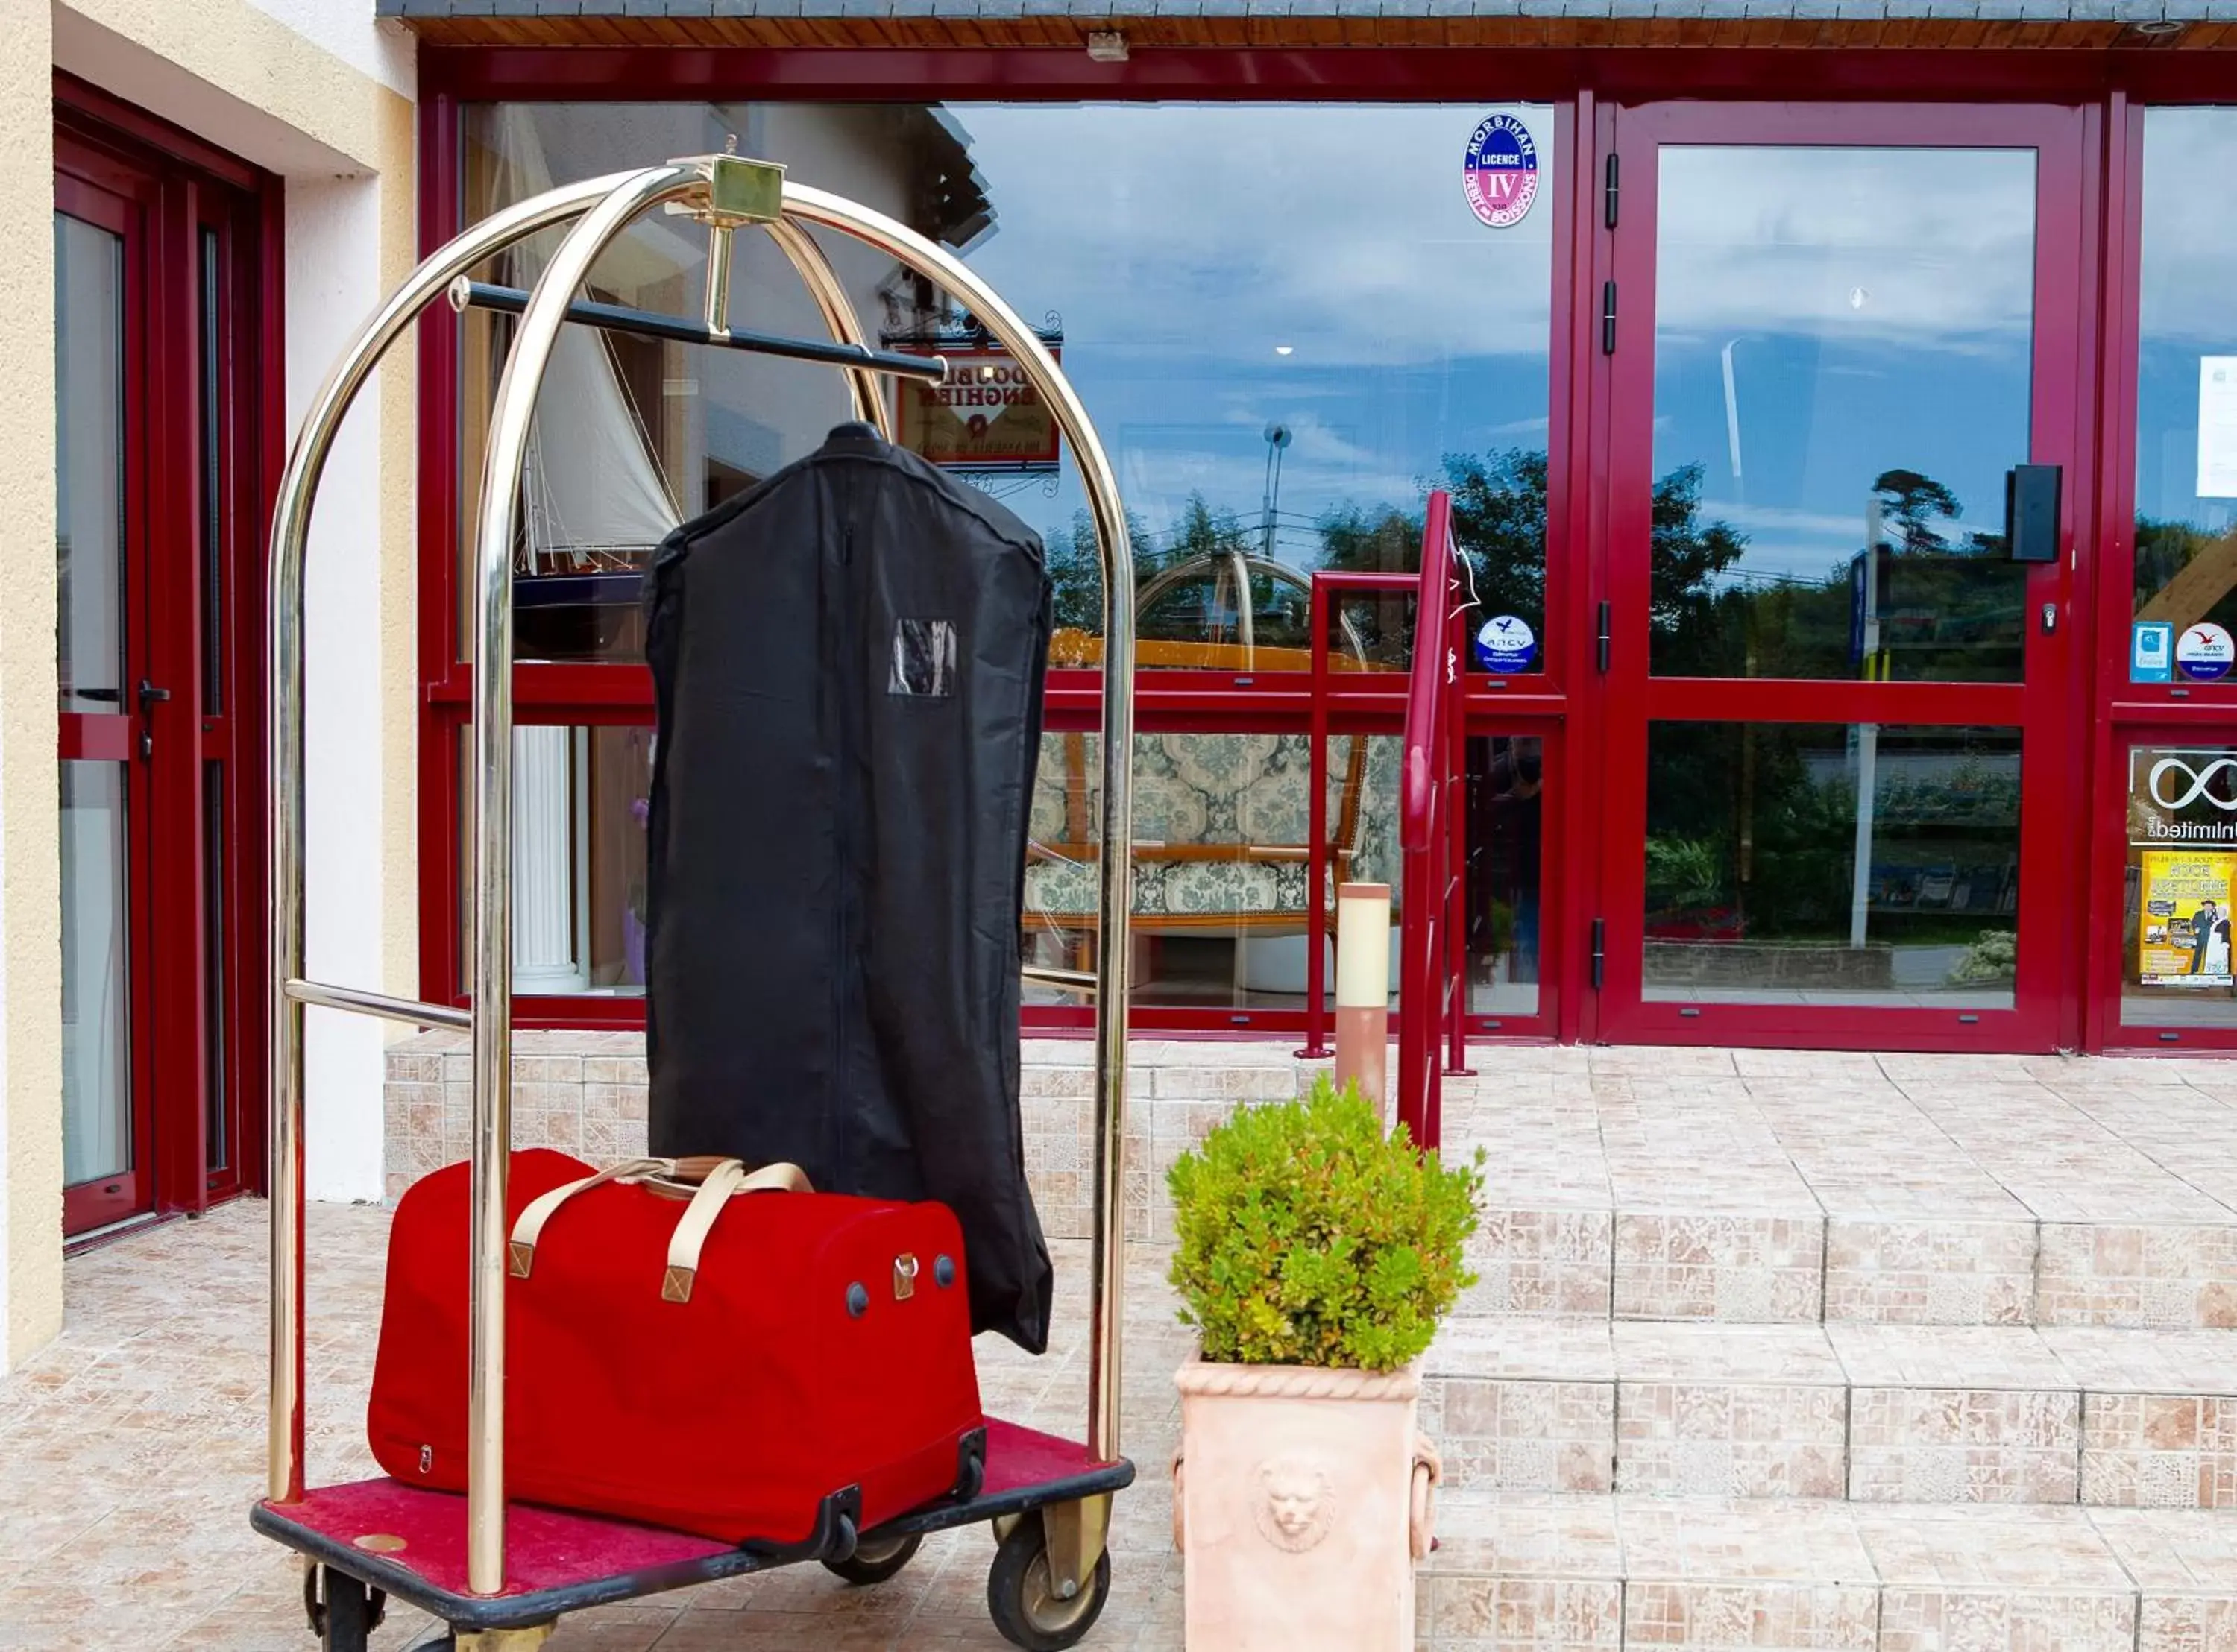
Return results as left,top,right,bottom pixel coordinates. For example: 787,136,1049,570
19,1044,2237,1650
0,1203,1192,1651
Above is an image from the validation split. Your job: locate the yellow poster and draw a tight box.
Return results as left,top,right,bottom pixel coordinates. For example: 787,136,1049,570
2138,849,2237,986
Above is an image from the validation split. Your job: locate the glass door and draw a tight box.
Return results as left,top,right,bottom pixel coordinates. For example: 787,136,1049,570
1594,105,2089,1050
55,170,154,1233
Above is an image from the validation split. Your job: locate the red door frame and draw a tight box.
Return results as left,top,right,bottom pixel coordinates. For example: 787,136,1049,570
1591,101,2096,1053
2086,98,2237,1055
54,78,279,1230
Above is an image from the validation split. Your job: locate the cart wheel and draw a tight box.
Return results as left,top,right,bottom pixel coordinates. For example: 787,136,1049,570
822,1530,923,1586
304,1566,384,1651
986,1515,1111,1651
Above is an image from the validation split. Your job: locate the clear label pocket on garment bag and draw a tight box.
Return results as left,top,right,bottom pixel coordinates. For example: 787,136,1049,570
889,618,957,697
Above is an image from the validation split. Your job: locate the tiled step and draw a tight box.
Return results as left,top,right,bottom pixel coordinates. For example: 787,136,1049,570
1457,1198,2237,1329
1419,1495,2237,1652
1420,1320,2237,1507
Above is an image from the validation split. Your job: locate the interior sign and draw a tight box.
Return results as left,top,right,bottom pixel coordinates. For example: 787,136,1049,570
893,347,1063,468
1464,113,1539,230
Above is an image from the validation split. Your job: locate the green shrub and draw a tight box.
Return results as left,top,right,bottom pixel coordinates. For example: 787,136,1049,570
1946,927,2018,986
1166,1077,1484,1372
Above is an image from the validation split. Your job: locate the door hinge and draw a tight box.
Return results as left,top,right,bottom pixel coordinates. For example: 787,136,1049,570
1590,918,1606,990
1601,281,1618,354
1596,601,1612,673
1603,153,1620,229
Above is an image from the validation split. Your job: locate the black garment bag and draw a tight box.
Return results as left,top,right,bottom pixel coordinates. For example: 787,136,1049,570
642,421,1056,1352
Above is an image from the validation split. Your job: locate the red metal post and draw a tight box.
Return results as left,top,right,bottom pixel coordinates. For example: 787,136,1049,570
1296,576,1333,1058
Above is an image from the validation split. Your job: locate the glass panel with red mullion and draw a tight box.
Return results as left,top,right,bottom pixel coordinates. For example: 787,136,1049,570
1643,722,2022,1013
2131,109,2237,699
454,101,1557,680
454,722,655,1006
2117,739,2237,1044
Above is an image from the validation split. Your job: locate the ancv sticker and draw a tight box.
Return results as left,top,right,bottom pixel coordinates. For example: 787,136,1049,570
1464,113,1540,230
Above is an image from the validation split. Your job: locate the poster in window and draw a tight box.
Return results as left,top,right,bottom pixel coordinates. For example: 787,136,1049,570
2130,745,2237,987
893,348,1062,469
2138,851,2236,986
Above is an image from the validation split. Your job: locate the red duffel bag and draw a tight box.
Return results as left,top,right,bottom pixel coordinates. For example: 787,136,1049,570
368,1148,985,1545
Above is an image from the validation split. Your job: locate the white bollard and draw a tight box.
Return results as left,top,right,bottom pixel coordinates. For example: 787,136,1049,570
1333,880,1392,1129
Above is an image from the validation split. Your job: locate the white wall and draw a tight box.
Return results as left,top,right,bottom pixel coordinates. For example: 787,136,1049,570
245,0,415,99
290,174,396,1204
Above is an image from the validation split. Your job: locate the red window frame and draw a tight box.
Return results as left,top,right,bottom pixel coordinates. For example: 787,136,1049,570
413,47,2235,1053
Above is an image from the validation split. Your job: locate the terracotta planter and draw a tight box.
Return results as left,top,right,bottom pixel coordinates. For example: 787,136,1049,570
1172,1352,1439,1652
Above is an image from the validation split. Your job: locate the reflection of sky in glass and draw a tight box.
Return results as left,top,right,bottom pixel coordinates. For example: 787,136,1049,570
925,104,1557,560
1653,146,2036,586
2139,109,2237,537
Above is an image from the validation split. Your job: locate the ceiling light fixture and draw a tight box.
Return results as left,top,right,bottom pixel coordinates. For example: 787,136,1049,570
2132,16,2186,34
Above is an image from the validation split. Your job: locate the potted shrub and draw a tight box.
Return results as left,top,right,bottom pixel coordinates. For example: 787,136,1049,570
1167,1078,1482,1651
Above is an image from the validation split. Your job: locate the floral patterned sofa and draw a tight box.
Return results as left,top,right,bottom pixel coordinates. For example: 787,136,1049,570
1022,732,1402,955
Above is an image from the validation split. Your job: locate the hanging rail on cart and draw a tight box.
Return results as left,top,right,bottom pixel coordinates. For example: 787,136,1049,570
262,151,1137,1618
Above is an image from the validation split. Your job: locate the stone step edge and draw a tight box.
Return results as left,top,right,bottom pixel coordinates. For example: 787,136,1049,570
1421,1317,2237,1394
1417,1491,2237,1597
1415,1322,2237,1504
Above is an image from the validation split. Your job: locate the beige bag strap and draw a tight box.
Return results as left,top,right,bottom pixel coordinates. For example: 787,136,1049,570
661,1159,812,1304
507,1157,678,1279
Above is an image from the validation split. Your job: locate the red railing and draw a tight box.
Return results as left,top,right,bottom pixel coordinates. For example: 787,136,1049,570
1293,494,1467,1149
1397,490,1469,1151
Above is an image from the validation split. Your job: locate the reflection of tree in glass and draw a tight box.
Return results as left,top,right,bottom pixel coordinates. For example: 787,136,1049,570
2135,514,2237,636
1045,493,1314,654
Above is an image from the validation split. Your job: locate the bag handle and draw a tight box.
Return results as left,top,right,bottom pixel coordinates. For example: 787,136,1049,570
660,1159,811,1304
508,1158,675,1279
504,1155,812,1294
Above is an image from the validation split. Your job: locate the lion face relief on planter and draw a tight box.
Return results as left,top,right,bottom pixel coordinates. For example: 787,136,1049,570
1166,1079,1484,1652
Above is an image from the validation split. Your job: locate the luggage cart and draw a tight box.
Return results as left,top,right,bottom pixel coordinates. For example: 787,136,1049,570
251,152,1139,1652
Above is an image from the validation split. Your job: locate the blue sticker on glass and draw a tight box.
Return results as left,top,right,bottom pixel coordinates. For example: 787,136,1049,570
2133,620,2174,684
1463,113,1540,230
1475,614,1537,673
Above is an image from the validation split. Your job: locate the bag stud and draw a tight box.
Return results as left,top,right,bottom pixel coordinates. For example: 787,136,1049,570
846,1281,869,1318
893,1254,919,1300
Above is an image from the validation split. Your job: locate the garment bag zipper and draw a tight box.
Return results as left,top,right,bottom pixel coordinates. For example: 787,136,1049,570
831,509,856,1185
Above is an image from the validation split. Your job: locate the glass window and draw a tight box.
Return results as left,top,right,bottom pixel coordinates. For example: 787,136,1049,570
1649,148,2036,682
2122,743,2237,1029
1464,735,1544,1019
456,725,654,997
60,761,130,1185
1022,733,1403,1012
462,101,1555,670
1644,722,2021,1008
55,210,125,713
2135,110,2237,662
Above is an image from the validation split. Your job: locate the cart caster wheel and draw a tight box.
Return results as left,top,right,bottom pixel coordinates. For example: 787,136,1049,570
823,1530,923,1586
986,1516,1111,1651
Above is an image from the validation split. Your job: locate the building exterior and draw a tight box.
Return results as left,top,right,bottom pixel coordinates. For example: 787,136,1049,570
10,3,418,1369
10,0,2237,1370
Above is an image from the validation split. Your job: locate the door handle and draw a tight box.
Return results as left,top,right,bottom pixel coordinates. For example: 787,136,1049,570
136,680,170,760
2042,602,2058,635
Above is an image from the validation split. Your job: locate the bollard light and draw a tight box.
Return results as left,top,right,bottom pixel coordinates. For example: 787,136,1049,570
1333,880,1393,1130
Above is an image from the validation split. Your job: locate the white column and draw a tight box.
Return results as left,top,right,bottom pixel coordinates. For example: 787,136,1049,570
513,726,588,994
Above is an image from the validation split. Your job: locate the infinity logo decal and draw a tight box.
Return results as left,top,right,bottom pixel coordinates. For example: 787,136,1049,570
2150,756,2237,811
